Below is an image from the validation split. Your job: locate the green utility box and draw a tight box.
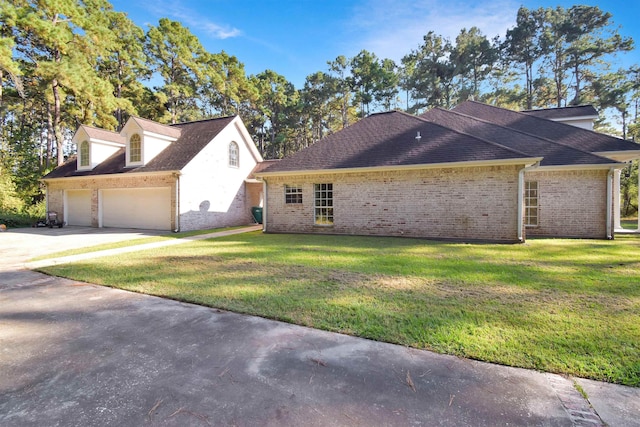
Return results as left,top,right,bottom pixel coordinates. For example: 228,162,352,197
251,207,263,224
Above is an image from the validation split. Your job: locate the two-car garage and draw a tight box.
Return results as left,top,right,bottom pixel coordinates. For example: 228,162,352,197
64,187,172,230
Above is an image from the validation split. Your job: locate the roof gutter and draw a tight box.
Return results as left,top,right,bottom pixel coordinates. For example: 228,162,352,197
256,157,543,179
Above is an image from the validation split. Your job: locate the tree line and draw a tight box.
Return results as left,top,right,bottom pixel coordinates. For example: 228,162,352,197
1,1,639,212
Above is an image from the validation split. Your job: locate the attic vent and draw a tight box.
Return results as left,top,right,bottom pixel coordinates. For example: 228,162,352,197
415,131,422,142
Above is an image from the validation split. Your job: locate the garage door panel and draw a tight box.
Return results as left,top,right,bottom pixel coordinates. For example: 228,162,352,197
65,190,92,226
102,188,171,230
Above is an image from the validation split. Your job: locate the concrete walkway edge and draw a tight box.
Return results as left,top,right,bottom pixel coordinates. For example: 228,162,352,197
25,224,263,270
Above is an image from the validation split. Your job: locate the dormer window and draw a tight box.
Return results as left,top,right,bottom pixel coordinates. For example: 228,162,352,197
229,141,239,167
79,140,89,167
130,133,142,163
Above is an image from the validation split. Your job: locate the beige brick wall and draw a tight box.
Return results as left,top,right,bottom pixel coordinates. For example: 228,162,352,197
265,165,522,241
46,174,176,229
524,169,609,238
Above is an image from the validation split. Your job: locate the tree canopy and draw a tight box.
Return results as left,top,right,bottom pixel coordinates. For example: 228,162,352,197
0,2,638,213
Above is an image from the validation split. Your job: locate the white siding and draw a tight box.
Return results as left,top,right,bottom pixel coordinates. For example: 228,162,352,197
179,119,260,231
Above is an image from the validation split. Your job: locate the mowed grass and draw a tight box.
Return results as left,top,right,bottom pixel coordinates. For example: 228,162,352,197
39,232,640,386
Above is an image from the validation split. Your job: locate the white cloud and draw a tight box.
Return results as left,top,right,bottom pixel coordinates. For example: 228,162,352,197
344,0,520,62
146,1,242,39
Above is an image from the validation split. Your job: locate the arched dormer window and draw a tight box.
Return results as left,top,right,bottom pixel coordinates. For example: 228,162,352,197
129,133,142,163
229,141,239,167
79,140,89,167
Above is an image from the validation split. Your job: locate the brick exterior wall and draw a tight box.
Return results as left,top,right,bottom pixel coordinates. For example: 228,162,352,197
264,165,522,242
46,174,177,229
524,169,610,238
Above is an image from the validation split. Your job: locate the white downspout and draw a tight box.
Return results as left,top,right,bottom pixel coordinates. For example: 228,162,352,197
517,168,524,242
174,174,180,232
606,168,614,239
262,179,267,232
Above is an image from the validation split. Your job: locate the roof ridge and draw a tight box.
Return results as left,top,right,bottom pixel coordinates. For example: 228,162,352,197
411,111,535,159
522,104,597,113
431,107,617,164
171,115,237,126
461,101,622,141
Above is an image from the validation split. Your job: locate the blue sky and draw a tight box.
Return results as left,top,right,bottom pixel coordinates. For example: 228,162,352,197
110,0,640,89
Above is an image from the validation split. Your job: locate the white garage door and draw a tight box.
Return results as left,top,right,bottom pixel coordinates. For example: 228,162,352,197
101,188,171,230
65,189,92,226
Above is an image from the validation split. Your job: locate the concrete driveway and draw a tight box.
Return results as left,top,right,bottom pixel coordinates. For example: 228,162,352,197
1,227,638,426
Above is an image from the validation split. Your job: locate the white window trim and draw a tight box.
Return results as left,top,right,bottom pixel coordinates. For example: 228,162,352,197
525,181,538,227
284,185,303,204
79,140,90,169
229,141,239,168
128,133,143,166
314,183,334,226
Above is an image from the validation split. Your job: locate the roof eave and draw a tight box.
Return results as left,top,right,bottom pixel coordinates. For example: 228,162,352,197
594,150,640,162
256,157,543,179
42,170,181,182
534,163,625,172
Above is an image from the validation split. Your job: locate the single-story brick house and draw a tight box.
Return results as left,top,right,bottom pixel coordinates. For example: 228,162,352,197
43,115,264,231
255,101,640,242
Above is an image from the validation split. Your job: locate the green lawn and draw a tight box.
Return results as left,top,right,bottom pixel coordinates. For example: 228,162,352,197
39,232,640,387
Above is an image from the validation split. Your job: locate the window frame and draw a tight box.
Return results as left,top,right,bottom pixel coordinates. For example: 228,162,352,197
524,181,538,227
229,141,239,168
79,140,90,168
314,183,334,226
284,185,303,204
129,133,142,164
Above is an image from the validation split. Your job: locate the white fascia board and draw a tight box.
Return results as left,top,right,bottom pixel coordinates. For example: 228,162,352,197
142,130,179,142
549,115,598,122
256,157,543,179
532,163,626,172
233,117,263,162
594,150,640,162
42,170,181,183
88,138,126,147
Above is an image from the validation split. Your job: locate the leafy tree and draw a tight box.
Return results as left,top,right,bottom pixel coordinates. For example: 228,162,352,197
503,7,546,109
452,27,498,100
402,32,456,112
145,18,205,123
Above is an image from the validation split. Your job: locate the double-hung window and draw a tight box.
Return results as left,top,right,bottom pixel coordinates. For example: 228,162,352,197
314,183,333,225
285,185,303,204
525,181,538,227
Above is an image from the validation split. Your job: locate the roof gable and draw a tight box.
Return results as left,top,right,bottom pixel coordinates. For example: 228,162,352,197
522,105,598,120
44,116,239,179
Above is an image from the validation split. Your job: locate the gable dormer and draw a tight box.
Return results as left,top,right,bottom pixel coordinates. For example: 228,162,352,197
121,117,181,167
72,125,125,172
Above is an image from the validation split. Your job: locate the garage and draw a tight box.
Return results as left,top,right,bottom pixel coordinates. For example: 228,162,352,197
65,189,92,226
101,187,172,230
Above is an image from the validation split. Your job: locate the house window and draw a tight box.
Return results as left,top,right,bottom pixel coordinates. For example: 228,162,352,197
130,134,141,163
285,185,303,204
229,141,239,167
79,140,89,167
525,181,538,227
314,183,333,225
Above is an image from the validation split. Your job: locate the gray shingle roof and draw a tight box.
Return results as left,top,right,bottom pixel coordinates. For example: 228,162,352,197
420,108,616,167
44,116,236,179
261,110,536,174
130,116,182,139
453,101,639,153
77,125,125,145
522,105,598,120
